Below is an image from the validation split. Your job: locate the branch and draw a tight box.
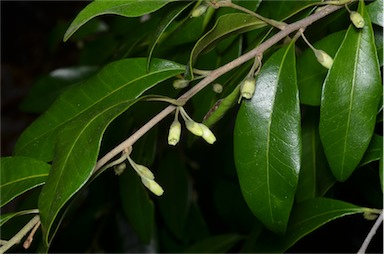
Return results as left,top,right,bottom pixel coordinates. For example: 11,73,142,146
357,210,384,254
94,4,343,173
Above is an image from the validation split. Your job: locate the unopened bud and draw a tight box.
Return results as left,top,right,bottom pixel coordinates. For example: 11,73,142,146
114,163,126,175
350,11,365,28
168,120,181,146
212,83,223,93
135,164,155,180
240,78,256,99
191,4,208,18
314,49,333,69
173,79,189,89
199,124,216,144
141,177,164,196
185,120,204,136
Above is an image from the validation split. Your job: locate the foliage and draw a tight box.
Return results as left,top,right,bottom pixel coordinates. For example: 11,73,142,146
1,0,382,253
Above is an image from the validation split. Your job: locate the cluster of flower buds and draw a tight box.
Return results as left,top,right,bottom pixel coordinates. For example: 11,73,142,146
167,107,217,146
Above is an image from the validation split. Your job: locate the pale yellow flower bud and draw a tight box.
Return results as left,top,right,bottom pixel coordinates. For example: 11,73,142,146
168,120,181,146
240,78,256,99
135,164,155,180
191,4,208,18
314,49,333,69
199,123,216,144
185,120,204,136
212,83,223,93
114,163,126,175
141,177,164,196
350,11,365,28
173,79,189,89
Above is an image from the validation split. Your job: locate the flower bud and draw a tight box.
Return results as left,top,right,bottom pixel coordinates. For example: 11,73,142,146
191,4,208,18
168,120,181,146
350,11,365,28
314,49,333,69
114,163,126,175
185,120,204,136
135,164,155,180
240,78,256,99
199,124,216,144
212,83,223,93
173,79,189,89
141,177,164,196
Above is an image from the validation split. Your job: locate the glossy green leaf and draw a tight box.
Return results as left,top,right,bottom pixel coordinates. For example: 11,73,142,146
367,0,383,27
157,151,190,239
234,41,301,234
297,30,346,106
359,134,383,167
253,198,368,252
119,167,154,244
32,58,183,246
184,234,244,253
186,13,266,79
319,2,382,182
1,156,50,207
15,58,184,162
0,209,39,227
296,108,336,202
64,0,170,41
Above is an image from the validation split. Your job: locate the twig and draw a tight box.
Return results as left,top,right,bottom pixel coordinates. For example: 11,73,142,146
0,215,40,253
94,4,343,174
23,219,41,249
357,210,384,254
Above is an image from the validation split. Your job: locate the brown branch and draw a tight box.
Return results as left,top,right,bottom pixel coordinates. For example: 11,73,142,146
94,4,343,173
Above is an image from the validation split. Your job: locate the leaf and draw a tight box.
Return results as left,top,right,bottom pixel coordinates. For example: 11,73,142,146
0,156,50,207
157,151,190,240
296,108,336,202
367,0,383,27
186,13,266,80
359,134,383,167
184,234,244,253
119,167,154,244
0,209,39,227
252,198,368,252
15,58,184,162
33,58,183,246
297,30,346,106
64,0,171,41
319,2,382,182
234,41,301,234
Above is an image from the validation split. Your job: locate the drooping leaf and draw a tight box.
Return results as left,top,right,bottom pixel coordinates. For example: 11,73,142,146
184,234,244,253
34,58,183,246
119,167,154,244
15,58,184,162
297,30,346,106
319,1,382,181
234,41,301,234
64,0,171,41
359,134,383,167
252,198,369,252
0,156,50,207
0,209,39,227
367,0,383,27
296,107,336,202
186,13,266,80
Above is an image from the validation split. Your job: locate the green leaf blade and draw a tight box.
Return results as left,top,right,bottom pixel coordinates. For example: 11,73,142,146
0,156,50,207
64,0,170,41
234,42,301,234
319,2,382,181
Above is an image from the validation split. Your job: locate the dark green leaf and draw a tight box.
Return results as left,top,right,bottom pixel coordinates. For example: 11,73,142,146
359,134,383,167
367,0,383,27
0,156,50,207
64,0,170,41
184,234,244,253
296,108,336,202
157,151,190,240
319,2,382,181
234,41,301,234
33,58,183,245
253,198,368,252
119,167,154,244
297,30,346,106
186,13,266,80
0,209,39,227
15,58,184,162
